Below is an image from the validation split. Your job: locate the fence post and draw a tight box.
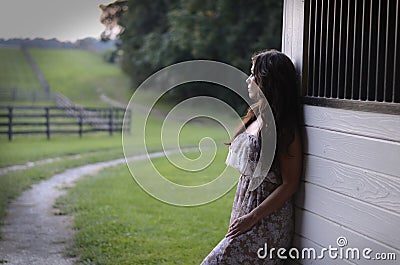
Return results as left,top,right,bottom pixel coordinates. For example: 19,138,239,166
127,110,131,134
108,108,113,136
115,109,119,132
45,107,50,140
124,109,131,134
7,106,13,141
78,109,83,138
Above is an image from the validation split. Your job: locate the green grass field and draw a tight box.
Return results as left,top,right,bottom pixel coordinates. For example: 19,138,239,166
29,48,132,107
0,117,235,263
57,159,236,265
0,47,240,264
0,48,43,91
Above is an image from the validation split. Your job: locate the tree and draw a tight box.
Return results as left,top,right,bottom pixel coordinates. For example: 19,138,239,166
101,0,283,111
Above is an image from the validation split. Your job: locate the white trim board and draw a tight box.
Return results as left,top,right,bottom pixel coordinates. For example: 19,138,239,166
302,105,400,142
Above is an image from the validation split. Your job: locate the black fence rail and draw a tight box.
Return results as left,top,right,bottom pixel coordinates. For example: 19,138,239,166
0,106,131,141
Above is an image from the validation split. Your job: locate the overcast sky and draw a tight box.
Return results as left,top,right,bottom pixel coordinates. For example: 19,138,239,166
0,0,110,41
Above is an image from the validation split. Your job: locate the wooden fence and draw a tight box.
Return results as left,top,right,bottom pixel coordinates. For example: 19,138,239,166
0,106,131,141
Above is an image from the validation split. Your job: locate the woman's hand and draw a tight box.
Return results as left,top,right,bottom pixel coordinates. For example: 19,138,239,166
225,213,258,238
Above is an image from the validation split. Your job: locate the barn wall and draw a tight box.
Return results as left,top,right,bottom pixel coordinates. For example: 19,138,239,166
283,1,400,264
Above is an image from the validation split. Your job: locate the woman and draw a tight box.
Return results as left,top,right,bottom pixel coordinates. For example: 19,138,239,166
201,50,302,265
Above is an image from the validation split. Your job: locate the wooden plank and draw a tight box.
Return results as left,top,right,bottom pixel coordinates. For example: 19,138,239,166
292,0,305,76
303,155,400,213
282,0,305,86
295,182,400,249
303,126,400,177
282,0,294,57
294,208,400,264
285,259,302,265
302,105,400,142
292,234,354,265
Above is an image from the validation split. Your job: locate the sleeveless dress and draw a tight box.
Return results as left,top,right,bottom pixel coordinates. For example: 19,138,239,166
200,131,294,265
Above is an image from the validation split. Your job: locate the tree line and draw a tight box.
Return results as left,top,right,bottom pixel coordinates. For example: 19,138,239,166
102,0,283,112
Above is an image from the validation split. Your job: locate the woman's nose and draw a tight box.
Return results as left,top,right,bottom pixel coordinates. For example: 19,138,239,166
246,76,251,84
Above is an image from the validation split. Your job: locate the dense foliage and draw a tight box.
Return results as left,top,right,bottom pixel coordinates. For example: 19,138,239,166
118,0,282,85
105,0,283,111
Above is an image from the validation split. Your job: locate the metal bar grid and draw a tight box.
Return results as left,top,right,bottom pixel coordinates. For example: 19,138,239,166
337,0,344,99
359,0,367,100
313,0,318,97
305,0,399,106
330,0,338,99
375,0,382,101
351,0,359,100
344,0,350,99
324,0,331,98
307,0,314,96
318,0,324,97
394,0,399,102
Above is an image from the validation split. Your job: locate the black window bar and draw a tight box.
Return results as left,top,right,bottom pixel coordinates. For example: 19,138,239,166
303,0,400,114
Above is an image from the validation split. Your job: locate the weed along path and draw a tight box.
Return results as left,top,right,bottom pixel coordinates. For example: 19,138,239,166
0,148,196,265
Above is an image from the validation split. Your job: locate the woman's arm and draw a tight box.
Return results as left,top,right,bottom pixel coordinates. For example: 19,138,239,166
226,128,303,238
250,127,303,221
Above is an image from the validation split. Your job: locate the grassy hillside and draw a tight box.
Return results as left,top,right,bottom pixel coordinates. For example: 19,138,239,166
29,48,132,106
0,47,132,107
0,48,42,91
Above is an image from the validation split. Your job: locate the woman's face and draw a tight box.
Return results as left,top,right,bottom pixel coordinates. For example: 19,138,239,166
246,63,260,99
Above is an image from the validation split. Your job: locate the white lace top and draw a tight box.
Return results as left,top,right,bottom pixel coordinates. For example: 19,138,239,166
225,131,281,191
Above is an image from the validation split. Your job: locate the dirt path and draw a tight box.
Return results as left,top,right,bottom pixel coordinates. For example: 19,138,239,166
0,148,195,265
0,151,108,176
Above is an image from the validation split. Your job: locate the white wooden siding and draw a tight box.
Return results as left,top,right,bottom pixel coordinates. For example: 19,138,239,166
294,209,400,265
303,155,400,213
294,105,400,265
292,235,355,265
303,105,400,142
296,182,400,248
282,0,304,78
283,2,400,264
303,126,400,177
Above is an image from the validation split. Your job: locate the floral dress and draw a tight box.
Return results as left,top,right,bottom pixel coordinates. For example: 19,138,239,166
200,131,294,265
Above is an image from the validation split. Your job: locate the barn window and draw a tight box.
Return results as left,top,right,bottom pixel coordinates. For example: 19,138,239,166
303,0,400,114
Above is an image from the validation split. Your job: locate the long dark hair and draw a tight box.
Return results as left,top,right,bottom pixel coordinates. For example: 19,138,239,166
229,49,300,155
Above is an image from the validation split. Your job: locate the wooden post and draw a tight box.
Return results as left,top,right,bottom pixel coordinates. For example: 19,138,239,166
7,106,13,141
109,108,113,136
45,107,50,140
78,109,83,138
115,109,119,131
126,110,131,134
